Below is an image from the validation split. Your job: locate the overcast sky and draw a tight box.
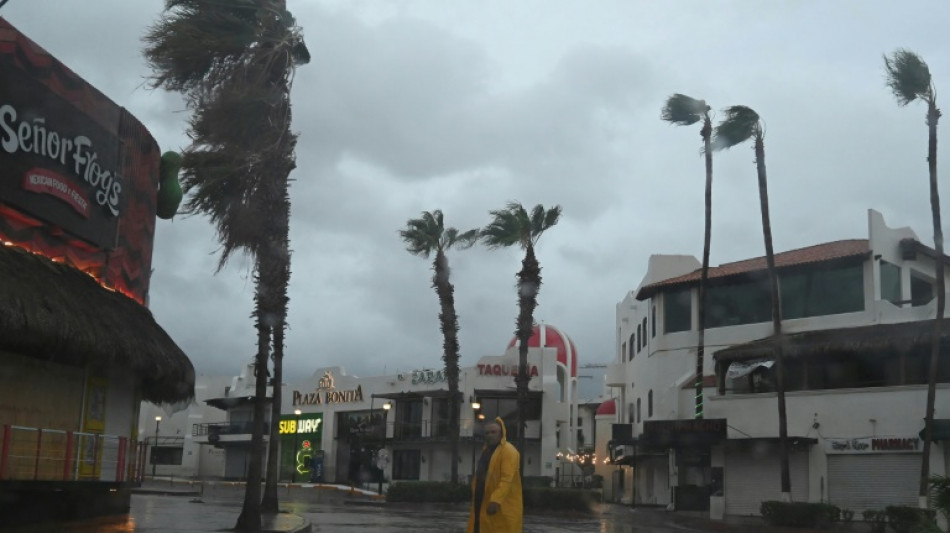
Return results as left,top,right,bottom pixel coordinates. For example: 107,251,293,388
4,1,949,384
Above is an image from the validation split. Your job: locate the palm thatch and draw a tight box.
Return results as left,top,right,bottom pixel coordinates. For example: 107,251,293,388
714,319,950,363
0,245,194,404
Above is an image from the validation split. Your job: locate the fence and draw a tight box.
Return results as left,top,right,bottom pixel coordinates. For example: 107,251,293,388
0,424,141,482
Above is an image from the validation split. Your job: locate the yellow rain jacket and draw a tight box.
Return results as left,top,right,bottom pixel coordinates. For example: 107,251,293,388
466,417,523,533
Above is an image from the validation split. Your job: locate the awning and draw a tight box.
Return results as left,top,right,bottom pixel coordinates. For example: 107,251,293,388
919,419,950,442
0,244,194,404
725,359,774,380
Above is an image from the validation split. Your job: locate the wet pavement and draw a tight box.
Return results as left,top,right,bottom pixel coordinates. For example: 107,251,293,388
4,481,871,533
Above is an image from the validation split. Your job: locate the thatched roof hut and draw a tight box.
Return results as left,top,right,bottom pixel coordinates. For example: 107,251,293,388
0,244,194,404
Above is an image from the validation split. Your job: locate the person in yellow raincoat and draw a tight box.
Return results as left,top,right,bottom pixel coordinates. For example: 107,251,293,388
466,417,523,533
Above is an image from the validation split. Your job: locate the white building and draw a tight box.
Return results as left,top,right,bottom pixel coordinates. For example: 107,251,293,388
599,210,950,517
154,324,592,486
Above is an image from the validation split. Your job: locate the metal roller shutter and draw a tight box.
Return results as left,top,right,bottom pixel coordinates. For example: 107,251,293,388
827,454,918,513
725,448,809,516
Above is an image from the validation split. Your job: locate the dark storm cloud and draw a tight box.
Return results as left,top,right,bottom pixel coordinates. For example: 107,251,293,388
4,1,950,384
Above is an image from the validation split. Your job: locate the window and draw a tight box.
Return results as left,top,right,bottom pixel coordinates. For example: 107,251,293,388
664,289,692,333
880,260,902,304
652,306,656,337
628,334,634,360
477,396,540,442
636,398,641,423
636,324,641,352
431,398,451,438
394,400,423,439
911,271,934,306
781,263,864,319
705,278,771,328
392,450,420,480
150,446,183,465
642,318,648,349
647,390,653,418
621,342,627,362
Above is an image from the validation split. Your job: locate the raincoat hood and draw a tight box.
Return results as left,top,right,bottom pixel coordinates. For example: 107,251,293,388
496,416,508,443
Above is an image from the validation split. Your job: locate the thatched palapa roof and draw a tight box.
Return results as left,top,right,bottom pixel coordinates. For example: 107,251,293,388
714,319,950,363
0,244,194,404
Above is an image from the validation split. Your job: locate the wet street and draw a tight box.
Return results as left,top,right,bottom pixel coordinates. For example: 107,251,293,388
29,492,767,533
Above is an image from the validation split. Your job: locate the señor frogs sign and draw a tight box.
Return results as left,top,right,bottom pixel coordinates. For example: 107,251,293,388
0,64,122,248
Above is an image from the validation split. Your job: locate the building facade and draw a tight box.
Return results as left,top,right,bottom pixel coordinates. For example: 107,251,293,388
166,324,591,486
0,18,193,527
601,210,950,516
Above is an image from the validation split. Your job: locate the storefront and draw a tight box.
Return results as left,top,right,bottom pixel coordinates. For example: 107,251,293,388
203,324,582,486
825,435,921,513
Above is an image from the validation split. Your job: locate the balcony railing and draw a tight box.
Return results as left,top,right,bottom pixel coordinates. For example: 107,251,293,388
192,421,268,437
0,424,140,482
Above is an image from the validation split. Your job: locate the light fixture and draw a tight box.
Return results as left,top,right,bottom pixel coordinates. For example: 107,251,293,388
477,413,485,420
294,409,302,416
470,396,480,410
383,402,392,411
155,416,162,422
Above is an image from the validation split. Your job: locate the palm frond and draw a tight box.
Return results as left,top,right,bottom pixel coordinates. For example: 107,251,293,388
713,105,761,151
400,211,441,258
481,208,522,249
884,49,933,106
661,93,709,126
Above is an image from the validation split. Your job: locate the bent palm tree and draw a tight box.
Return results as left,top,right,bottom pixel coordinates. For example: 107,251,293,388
662,94,713,419
481,202,562,471
400,210,478,485
144,1,307,529
885,49,943,507
714,106,791,501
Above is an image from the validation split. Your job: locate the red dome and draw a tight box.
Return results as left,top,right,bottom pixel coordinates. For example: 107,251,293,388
596,398,616,416
507,323,578,377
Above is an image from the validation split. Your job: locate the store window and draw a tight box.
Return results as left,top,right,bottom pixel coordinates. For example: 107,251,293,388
392,449,420,480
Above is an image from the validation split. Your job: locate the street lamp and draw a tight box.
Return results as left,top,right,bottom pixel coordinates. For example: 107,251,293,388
152,416,162,479
292,409,302,483
378,402,392,494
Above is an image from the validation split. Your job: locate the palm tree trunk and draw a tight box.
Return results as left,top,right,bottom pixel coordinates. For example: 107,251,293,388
261,323,284,512
755,135,791,500
515,245,541,473
696,116,713,419
920,100,943,505
235,318,271,532
433,251,461,485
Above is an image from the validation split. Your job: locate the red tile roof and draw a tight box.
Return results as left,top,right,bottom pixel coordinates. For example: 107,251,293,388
636,239,870,300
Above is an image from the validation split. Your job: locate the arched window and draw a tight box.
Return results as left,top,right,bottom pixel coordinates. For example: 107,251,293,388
648,390,653,418
636,398,641,423
636,324,641,353
628,333,635,361
642,318,648,350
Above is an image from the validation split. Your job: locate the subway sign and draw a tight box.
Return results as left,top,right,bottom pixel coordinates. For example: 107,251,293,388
279,413,323,438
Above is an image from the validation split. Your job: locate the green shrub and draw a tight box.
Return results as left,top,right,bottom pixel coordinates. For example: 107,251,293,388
930,475,950,522
385,481,470,503
523,488,601,514
760,501,841,528
884,505,937,533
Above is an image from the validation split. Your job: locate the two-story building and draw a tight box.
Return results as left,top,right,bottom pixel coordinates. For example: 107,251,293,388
601,209,950,516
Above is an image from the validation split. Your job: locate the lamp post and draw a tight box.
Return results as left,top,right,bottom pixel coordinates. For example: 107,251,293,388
292,409,301,483
152,415,162,479
378,402,391,494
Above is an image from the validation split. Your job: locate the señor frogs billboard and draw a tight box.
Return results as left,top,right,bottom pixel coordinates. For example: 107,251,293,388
0,18,162,303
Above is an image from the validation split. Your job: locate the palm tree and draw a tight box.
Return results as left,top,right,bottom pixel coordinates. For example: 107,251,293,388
400,210,478,485
144,1,306,530
713,106,791,501
884,49,943,508
481,202,562,470
661,94,713,420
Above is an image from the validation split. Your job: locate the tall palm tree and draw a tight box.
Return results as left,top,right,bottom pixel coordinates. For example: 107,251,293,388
714,106,791,501
400,210,478,485
661,94,713,419
884,49,943,507
144,1,306,530
481,202,562,470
